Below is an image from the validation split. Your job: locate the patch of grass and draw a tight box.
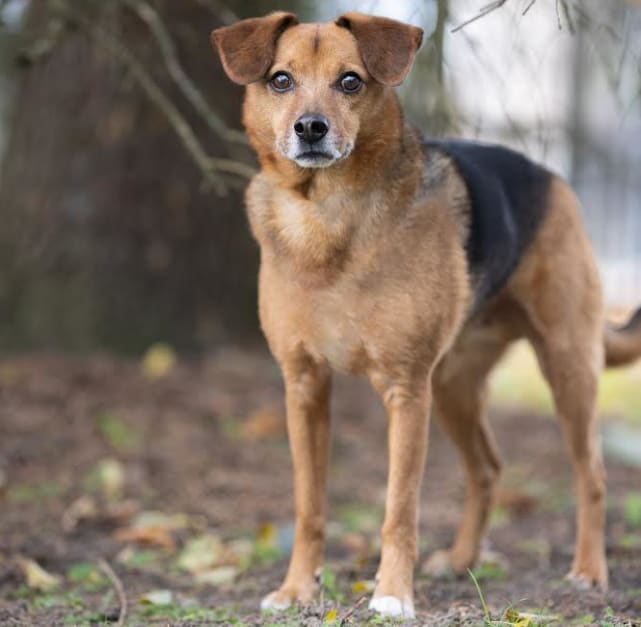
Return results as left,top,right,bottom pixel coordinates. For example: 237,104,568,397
469,570,563,626
8,481,67,503
336,503,381,533
118,549,163,569
624,493,641,529
97,412,142,451
600,365,641,422
468,569,492,626
489,341,554,415
472,561,508,581
136,602,237,622
490,340,641,422
66,562,109,591
489,505,510,529
321,565,346,604
263,606,307,627
367,614,404,625
30,591,84,611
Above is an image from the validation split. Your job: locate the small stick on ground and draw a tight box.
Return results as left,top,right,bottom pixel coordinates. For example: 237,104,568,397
340,595,368,625
98,559,127,627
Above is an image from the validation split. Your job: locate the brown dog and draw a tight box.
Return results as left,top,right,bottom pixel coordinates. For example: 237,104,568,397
212,12,641,618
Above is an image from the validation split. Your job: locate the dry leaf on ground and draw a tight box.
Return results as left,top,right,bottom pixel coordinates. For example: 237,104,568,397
17,557,61,591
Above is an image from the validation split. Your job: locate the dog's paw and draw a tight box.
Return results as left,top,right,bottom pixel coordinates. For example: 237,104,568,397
369,595,415,619
260,581,317,612
565,567,608,591
421,549,471,578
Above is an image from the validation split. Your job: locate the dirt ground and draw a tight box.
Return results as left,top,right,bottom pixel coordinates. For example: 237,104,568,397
1,349,640,626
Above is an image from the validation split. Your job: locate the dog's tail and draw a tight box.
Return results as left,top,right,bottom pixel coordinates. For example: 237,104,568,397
605,306,641,368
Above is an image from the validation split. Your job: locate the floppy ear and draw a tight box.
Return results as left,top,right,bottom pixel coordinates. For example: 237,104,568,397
335,13,423,86
211,12,298,85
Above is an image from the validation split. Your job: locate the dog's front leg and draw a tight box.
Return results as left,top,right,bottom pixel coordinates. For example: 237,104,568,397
369,375,431,619
261,355,331,611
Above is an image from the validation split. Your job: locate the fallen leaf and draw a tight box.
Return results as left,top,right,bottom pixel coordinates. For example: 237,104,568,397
142,343,176,380
226,538,254,568
241,407,285,440
257,522,278,545
140,589,173,605
130,510,195,531
61,496,98,532
351,579,375,594
504,608,560,626
17,557,61,591
194,566,238,586
177,534,227,574
114,526,175,551
86,458,125,501
325,608,338,623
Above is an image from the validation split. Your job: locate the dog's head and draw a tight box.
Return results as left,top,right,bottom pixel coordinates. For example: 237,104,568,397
211,12,423,170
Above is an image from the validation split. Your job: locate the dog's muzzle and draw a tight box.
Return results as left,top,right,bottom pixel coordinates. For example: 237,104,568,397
283,113,352,168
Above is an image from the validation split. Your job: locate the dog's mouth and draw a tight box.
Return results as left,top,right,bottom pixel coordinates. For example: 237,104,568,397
291,144,353,169
294,150,335,166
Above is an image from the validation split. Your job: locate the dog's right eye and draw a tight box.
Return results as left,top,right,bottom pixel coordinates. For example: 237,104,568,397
269,72,294,92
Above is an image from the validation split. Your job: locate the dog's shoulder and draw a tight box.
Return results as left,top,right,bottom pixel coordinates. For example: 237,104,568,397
423,138,552,311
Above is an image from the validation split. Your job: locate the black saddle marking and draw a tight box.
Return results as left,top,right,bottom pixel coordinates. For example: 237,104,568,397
424,138,552,312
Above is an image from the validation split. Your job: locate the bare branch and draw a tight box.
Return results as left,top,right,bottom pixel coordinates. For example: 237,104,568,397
51,0,255,195
522,0,538,17
121,0,248,147
451,0,509,33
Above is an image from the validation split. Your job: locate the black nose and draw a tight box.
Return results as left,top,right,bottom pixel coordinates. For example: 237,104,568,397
294,114,329,143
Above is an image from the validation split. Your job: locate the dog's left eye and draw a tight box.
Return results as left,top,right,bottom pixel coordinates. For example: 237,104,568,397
269,72,294,92
339,73,363,94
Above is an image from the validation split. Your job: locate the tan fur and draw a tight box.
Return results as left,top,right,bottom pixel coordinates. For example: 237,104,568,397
212,12,641,615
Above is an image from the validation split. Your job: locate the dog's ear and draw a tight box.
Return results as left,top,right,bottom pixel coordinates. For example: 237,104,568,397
211,12,298,85
335,13,423,86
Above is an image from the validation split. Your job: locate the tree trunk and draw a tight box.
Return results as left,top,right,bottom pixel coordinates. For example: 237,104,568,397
0,0,301,352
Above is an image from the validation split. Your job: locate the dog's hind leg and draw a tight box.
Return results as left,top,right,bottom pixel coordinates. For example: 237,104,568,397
423,328,511,576
525,323,607,588
512,177,608,588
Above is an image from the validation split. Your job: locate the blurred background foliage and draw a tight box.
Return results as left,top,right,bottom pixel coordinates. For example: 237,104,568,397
0,0,639,355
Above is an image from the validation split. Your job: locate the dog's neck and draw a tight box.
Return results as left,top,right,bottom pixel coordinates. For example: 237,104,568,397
247,93,422,285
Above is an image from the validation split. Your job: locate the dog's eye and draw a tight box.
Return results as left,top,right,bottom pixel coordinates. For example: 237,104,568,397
269,72,294,92
339,73,363,94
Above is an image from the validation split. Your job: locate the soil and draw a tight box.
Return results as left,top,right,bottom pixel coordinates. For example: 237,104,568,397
0,349,640,626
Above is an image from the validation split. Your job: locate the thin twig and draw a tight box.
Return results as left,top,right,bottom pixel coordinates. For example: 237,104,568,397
555,0,563,30
451,0,509,33
522,0,538,16
98,559,127,627
122,0,248,146
340,595,368,625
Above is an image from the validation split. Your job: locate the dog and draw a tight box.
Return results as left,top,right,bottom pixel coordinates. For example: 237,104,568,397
211,12,641,618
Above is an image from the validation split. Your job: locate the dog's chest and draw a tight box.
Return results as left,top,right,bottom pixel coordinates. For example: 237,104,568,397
299,287,371,373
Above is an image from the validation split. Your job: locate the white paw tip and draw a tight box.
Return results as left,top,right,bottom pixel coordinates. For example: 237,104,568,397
369,595,415,619
564,571,607,591
260,592,291,612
